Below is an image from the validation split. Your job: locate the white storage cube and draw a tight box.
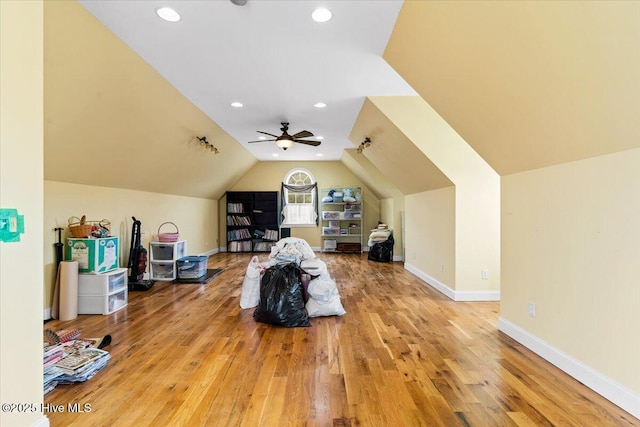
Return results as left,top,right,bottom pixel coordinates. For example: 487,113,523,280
78,288,128,315
150,261,176,280
78,268,127,295
324,239,337,250
149,240,186,261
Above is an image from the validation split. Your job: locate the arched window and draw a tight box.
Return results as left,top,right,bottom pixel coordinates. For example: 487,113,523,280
281,169,318,226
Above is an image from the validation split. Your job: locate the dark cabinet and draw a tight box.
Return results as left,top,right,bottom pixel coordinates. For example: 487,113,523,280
226,191,280,252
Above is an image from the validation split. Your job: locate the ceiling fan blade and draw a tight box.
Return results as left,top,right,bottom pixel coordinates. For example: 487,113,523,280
248,139,276,143
291,130,314,139
294,139,321,147
256,131,279,138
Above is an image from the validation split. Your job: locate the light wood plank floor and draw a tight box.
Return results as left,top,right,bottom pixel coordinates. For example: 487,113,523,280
44,252,638,427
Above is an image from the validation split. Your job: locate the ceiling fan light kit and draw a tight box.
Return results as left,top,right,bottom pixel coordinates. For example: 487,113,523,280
248,122,321,151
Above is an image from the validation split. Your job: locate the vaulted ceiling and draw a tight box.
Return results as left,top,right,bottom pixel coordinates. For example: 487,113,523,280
44,1,640,200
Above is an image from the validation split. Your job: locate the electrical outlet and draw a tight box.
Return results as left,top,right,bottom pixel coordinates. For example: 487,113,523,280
528,302,536,317
439,264,444,272
481,269,489,279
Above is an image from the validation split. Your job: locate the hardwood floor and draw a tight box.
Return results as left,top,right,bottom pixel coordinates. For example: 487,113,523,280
44,252,638,427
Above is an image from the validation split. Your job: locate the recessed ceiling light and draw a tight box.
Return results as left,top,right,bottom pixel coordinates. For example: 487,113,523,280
316,153,324,157
314,102,327,108
315,136,324,140
156,7,181,22
312,8,332,23
258,136,266,140
272,153,280,157
230,102,243,108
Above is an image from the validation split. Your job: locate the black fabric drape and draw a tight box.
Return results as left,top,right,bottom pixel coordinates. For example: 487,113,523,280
281,183,319,225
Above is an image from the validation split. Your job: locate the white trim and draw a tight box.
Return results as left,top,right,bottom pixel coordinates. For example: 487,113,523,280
31,415,50,427
284,167,316,184
404,262,500,301
199,247,219,257
392,254,404,262
405,262,456,300
44,307,52,321
498,317,640,420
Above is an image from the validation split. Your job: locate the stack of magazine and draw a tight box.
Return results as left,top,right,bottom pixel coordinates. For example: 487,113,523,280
43,343,65,394
54,340,110,384
43,330,112,393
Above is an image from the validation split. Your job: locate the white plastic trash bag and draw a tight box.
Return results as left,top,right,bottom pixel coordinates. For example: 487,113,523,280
240,256,263,309
305,277,346,317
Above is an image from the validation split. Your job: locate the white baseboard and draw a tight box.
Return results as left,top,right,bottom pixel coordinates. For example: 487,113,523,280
44,307,52,321
404,262,500,301
199,247,220,257
498,317,640,420
392,254,404,262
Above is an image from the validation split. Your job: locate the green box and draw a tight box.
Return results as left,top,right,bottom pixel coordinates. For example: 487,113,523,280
66,237,120,274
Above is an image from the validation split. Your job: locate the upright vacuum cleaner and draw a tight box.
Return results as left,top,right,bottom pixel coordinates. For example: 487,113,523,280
127,216,154,291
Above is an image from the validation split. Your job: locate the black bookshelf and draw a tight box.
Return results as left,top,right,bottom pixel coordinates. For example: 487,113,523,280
226,191,280,252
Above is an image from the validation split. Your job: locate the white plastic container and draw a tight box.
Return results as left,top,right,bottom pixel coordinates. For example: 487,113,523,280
78,268,127,295
78,288,128,315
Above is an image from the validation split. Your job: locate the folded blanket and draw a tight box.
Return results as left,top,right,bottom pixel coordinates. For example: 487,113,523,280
368,229,392,246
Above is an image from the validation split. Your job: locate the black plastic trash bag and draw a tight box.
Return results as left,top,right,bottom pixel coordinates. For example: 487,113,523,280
253,263,310,327
368,235,394,262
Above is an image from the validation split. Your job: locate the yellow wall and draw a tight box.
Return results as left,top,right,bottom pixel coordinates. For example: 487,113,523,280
44,0,256,200
44,181,218,311
0,1,46,426
405,188,456,289
384,1,640,175
369,96,500,295
223,161,379,250
501,148,640,394
340,149,405,259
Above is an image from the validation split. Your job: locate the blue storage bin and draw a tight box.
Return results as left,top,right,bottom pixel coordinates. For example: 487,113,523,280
177,256,208,279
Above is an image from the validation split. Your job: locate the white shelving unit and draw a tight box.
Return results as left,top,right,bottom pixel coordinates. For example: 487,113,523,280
78,267,128,315
149,240,187,281
320,187,363,253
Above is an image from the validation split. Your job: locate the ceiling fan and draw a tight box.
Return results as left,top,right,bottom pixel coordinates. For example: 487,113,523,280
248,122,321,151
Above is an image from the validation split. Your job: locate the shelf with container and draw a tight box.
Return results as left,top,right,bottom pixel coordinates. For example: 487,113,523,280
226,191,280,252
149,240,187,281
320,187,363,253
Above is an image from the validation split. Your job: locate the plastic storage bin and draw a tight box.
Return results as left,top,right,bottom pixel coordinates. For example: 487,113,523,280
149,240,186,261
78,288,128,315
177,256,208,279
150,261,176,280
78,268,127,294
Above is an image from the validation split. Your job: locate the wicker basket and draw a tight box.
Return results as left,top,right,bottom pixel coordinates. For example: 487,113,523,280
68,216,111,238
157,222,180,242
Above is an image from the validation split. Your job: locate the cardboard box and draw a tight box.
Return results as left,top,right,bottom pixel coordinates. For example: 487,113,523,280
66,237,119,274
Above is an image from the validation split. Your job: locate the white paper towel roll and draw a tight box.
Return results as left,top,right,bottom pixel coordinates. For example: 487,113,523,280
58,260,79,321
